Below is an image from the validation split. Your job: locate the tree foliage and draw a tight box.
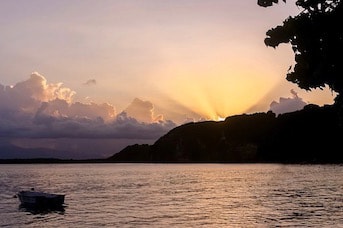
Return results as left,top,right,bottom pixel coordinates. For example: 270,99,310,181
258,0,286,7
258,0,343,103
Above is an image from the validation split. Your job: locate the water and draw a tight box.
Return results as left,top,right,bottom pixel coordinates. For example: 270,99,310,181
0,164,342,227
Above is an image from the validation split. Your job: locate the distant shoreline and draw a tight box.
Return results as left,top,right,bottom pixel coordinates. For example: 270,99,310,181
1,158,342,165
0,158,110,164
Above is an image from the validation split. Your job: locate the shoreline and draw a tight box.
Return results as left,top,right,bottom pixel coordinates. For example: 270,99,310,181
1,158,342,165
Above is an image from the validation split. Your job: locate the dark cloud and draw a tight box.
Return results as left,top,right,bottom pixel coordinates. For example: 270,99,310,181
28,111,175,139
0,138,156,159
83,79,97,86
269,89,307,115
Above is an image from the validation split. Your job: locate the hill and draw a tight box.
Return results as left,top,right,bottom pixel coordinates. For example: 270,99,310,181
108,104,343,163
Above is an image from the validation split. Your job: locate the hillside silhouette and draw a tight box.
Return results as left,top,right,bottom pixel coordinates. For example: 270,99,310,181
108,103,343,163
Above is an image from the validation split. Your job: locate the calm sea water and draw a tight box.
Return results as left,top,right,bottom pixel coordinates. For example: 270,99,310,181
0,163,342,227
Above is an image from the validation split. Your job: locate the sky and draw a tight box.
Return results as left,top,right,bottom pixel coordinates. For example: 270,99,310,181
0,0,337,159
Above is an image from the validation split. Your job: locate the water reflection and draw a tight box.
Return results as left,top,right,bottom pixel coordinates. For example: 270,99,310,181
19,203,66,215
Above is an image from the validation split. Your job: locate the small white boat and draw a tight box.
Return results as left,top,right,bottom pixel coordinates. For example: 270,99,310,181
17,189,65,208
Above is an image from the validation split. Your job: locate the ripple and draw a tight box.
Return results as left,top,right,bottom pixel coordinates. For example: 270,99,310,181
0,164,342,227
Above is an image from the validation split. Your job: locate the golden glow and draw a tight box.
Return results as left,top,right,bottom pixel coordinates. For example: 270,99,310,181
155,59,280,121
217,116,226,121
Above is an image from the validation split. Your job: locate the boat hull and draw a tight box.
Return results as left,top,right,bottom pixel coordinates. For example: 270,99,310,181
18,191,65,208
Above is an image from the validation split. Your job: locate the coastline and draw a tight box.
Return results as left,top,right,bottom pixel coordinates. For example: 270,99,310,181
1,158,342,165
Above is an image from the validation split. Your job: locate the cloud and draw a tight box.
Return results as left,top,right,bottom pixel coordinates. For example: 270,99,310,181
124,98,164,123
269,89,308,115
0,73,176,159
83,79,97,86
0,72,75,113
29,111,175,139
38,99,116,122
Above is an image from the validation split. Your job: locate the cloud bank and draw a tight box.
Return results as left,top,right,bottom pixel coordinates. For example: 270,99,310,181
0,72,176,159
269,89,308,115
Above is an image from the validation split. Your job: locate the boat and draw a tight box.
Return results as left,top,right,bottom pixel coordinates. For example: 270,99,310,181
17,189,65,208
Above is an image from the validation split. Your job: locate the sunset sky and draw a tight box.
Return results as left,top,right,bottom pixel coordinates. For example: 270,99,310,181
0,0,336,159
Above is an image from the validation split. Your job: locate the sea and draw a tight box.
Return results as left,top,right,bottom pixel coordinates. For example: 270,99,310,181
0,163,342,227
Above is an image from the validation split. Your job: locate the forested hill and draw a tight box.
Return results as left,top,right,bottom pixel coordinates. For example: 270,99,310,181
108,104,343,163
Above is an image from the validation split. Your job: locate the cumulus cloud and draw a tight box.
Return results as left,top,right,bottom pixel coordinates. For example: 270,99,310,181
269,89,308,115
0,73,177,159
124,98,164,123
83,79,96,86
0,72,75,113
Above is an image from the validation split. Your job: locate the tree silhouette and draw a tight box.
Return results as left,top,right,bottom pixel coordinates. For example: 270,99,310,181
258,0,343,105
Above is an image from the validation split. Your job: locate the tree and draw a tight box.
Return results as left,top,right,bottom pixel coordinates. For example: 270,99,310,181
258,0,343,105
